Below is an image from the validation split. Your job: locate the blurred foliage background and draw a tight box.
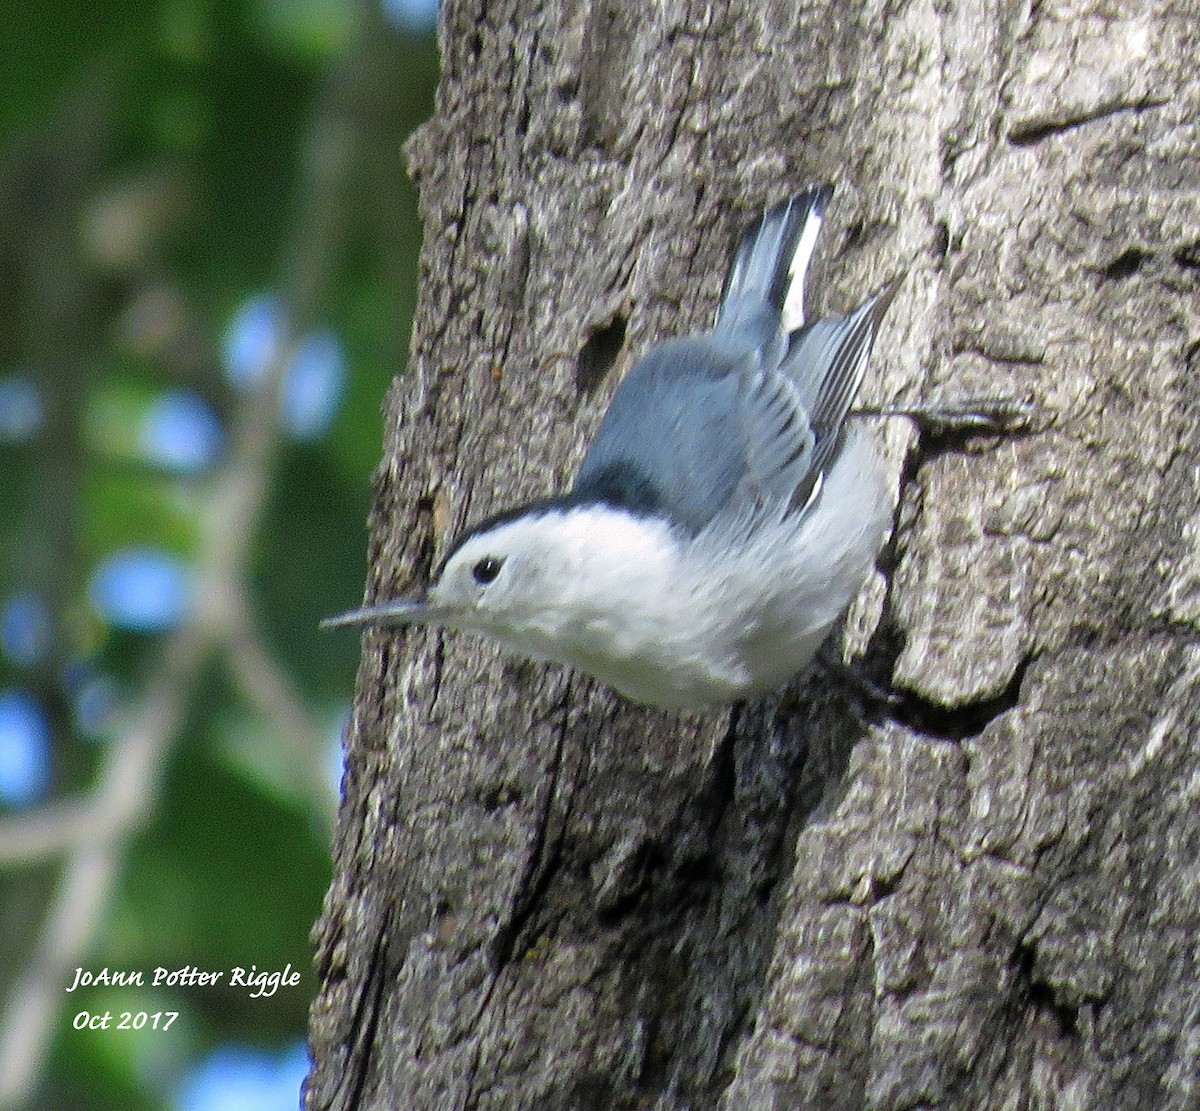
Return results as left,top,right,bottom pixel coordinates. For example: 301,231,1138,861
0,0,438,1107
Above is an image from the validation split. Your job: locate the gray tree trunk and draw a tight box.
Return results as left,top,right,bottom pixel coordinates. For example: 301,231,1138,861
306,1,1200,1108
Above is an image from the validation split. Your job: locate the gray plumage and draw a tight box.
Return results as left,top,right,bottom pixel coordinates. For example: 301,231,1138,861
574,185,897,536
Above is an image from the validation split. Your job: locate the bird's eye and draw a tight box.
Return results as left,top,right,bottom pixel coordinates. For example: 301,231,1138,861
471,556,504,584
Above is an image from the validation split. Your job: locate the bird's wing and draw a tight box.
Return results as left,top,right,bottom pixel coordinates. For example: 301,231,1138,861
790,278,900,479
574,281,900,534
734,278,901,515
574,338,745,536
733,351,818,511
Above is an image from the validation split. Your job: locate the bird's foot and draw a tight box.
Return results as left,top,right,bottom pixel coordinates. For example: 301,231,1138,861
856,396,1041,436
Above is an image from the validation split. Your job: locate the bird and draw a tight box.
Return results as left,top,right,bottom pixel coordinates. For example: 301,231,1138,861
324,184,899,708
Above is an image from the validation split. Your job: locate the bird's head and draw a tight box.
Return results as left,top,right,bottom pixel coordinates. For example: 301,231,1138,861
322,501,676,660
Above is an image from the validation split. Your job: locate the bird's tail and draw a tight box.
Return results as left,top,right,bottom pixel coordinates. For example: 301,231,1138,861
716,183,833,338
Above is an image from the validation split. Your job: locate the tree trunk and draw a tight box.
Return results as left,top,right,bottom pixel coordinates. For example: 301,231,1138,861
306,1,1200,1107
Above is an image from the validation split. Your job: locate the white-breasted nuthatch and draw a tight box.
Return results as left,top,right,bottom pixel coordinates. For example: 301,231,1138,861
326,185,898,708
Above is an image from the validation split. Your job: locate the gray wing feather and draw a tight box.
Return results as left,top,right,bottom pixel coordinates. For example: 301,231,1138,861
735,355,816,508
734,277,901,514
792,277,901,477
575,187,899,536
574,338,746,535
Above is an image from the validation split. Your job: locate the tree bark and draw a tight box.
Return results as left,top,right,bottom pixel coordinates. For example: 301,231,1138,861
307,1,1200,1108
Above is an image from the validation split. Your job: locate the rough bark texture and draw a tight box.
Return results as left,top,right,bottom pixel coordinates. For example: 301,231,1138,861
307,1,1200,1108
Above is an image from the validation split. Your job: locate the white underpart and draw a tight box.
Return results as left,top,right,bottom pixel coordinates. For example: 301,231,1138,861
780,206,823,334
438,424,891,708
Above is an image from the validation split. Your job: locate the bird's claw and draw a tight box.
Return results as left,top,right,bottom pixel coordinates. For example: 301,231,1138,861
859,396,1043,436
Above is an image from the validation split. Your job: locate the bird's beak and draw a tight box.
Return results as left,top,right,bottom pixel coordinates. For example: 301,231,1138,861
320,597,448,630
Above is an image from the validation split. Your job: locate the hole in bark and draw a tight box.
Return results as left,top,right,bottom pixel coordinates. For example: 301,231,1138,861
1174,242,1200,270
576,313,627,394
412,494,439,582
1187,340,1200,373
1010,943,1081,1039
477,780,523,811
931,220,950,259
1101,248,1148,280
596,840,666,925
888,654,1030,741
1029,982,1080,1038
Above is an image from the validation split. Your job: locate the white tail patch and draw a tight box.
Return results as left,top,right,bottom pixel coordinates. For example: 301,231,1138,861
780,206,824,334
